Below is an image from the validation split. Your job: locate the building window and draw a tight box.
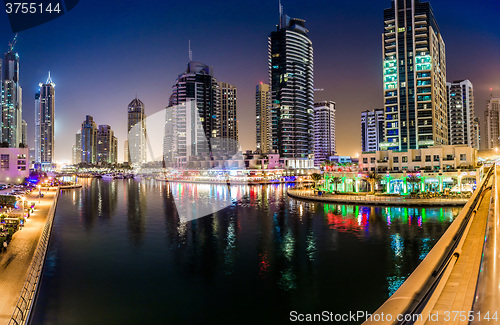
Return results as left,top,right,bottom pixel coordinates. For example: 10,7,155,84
433,155,440,161
0,154,9,171
370,157,375,163
393,167,399,171
460,154,466,161
363,158,368,163
402,156,408,163
393,157,399,163
414,156,421,162
425,155,431,162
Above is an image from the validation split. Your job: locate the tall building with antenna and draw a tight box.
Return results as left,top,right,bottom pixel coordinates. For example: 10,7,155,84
1,35,23,147
163,43,241,167
35,72,56,166
269,3,314,165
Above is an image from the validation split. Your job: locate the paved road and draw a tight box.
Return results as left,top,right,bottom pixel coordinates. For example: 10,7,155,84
0,187,56,324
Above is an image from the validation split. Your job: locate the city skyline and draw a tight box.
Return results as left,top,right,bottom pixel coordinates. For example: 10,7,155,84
0,0,499,162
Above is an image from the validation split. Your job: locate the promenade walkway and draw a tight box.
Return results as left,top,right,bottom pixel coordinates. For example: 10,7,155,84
287,189,469,206
0,187,57,325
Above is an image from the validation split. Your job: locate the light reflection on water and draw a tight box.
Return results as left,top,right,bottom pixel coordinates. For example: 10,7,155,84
31,179,460,324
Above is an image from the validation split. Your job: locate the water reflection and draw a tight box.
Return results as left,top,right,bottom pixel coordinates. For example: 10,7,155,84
126,179,147,246
34,180,460,324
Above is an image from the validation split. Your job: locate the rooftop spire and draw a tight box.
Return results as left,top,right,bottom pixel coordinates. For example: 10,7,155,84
279,0,283,28
189,40,193,62
46,71,53,84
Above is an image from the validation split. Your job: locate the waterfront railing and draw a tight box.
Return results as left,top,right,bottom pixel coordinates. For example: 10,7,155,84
8,189,59,325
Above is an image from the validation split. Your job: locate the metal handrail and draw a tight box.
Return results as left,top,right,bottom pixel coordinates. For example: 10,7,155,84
360,166,494,325
8,188,59,325
470,164,500,324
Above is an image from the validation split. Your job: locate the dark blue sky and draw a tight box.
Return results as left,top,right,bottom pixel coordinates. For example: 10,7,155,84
1,0,499,161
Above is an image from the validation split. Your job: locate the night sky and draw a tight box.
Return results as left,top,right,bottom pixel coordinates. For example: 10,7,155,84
1,0,499,162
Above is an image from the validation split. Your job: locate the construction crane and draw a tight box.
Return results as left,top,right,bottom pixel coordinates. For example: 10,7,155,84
8,33,18,52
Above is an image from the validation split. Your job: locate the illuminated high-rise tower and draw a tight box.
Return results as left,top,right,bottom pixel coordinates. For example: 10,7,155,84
97,124,117,164
314,101,336,166
81,115,97,164
127,97,147,164
163,61,221,166
35,73,55,165
484,97,500,150
380,0,447,151
218,82,238,154
1,50,23,147
269,4,314,161
256,83,271,153
446,79,476,148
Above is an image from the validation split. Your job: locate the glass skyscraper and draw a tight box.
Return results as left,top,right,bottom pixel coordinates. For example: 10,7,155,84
1,50,23,147
127,97,147,164
269,7,314,160
380,0,447,151
446,79,477,149
255,82,271,153
35,73,55,165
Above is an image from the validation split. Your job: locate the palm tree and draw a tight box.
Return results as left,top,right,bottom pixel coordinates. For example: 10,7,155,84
331,176,341,193
367,172,382,193
311,173,322,189
406,175,421,193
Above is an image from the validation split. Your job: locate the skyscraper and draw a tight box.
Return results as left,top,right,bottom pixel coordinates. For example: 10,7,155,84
269,5,314,161
97,124,118,164
218,82,238,154
127,97,146,164
313,101,336,166
35,73,55,165
163,61,224,167
21,119,27,146
124,139,129,163
1,50,23,147
380,0,447,151
361,109,385,152
473,116,480,150
81,115,97,164
446,80,476,148
256,83,271,153
72,131,81,165
484,97,500,150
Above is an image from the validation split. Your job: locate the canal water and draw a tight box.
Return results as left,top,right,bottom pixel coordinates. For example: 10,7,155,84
31,179,460,324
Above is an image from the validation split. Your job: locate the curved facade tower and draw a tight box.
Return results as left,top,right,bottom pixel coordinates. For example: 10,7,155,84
269,8,314,160
127,97,147,164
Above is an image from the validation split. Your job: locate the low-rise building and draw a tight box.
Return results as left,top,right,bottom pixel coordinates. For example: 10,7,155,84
360,145,477,173
0,148,29,184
